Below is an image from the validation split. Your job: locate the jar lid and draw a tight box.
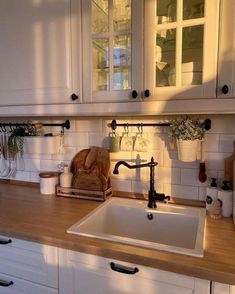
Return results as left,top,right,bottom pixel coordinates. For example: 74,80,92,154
39,172,60,178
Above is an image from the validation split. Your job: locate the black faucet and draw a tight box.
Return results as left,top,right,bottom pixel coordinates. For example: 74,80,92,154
113,157,170,208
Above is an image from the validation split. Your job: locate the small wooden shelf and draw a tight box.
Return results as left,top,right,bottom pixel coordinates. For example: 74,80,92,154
56,186,112,202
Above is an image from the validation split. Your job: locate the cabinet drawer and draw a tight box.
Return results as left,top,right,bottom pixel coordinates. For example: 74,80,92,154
0,272,58,294
0,235,58,289
60,249,195,291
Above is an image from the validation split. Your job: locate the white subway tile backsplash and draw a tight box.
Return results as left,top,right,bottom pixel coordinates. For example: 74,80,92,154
198,187,207,201
219,135,235,153
11,116,235,201
157,167,181,184
30,172,40,183
205,152,225,171
64,132,89,147
148,133,166,150
110,178,132,192
181,168,211,187
76,119,102,133
205,134,219,152
52,147,77,161
24,158,40,172
164,184,199,200
40,160,61,171
89,132,105,147
13,171,30,182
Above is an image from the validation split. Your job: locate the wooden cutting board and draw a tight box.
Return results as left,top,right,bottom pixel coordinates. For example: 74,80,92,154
224,141,235,189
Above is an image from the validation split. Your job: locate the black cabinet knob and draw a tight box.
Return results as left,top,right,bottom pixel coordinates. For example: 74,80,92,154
222,85,229,95
131,90,138,99
71,93,78,101
144,89,151,98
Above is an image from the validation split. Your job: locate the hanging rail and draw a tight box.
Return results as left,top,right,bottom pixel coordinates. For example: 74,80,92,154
109,119,211,131
0,120,70,133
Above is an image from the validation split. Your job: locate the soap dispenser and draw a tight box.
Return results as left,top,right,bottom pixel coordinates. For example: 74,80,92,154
218,180,233,217
60,164,73,188
206,177,218,212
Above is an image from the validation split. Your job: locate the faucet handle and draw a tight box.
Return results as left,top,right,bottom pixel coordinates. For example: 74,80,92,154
163,196,171,204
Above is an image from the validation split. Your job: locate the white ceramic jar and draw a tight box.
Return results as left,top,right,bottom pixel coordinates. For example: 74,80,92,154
39,172,59,195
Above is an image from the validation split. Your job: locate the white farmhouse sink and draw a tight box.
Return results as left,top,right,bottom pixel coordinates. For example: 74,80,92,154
67,197,206,257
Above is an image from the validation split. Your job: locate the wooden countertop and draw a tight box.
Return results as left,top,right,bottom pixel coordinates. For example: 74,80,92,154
0,183,235,285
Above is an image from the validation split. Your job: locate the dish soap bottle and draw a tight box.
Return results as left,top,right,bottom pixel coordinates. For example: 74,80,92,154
218,180,233,217
60,164,73,188
206,177,218,212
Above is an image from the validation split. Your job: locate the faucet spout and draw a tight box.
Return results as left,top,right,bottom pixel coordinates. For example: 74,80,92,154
113,157,170,208
113,158,157,175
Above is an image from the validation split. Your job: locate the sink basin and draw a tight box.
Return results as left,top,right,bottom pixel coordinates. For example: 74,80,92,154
67,197,206,257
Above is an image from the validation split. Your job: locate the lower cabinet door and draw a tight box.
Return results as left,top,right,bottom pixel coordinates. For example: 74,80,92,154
0,273,58,294
212,282,235,294
59,249,210,294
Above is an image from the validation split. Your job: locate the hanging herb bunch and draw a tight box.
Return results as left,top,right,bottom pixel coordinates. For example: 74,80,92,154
7,121,41,159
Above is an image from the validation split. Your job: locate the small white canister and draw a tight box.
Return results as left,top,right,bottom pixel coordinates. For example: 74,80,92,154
39,172,60,195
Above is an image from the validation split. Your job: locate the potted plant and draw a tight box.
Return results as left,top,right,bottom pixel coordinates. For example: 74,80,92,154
168,116,206,162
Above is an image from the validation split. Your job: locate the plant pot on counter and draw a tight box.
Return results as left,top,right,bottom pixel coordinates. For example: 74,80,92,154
176,139,199,162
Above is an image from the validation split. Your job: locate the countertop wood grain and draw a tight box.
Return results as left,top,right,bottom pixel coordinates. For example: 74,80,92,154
0,183,235,284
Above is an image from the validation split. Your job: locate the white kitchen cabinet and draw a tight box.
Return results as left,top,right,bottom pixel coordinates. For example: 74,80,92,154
212,282,235,294
82,0,143,103
217,0,235,98
144,0,219,101
0,0,81,106
59,248,210,294
0,235,58,293
0,273,58,294
82,0,219,104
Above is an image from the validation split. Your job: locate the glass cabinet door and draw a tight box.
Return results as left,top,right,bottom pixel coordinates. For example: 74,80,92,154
144,0,219,100
82,0,143,102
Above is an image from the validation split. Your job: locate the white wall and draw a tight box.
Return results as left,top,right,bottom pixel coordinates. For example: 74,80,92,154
7,114,235,201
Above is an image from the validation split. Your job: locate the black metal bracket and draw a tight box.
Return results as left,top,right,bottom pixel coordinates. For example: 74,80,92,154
109,118,211,131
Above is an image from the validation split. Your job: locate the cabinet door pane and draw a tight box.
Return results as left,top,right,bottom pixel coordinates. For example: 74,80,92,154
92,0,109,33
157,0,177,24
113,35,131,90
156,29,176,87
113,0,131,31
92,39,109,91
182,25,203,85
183,0,204,20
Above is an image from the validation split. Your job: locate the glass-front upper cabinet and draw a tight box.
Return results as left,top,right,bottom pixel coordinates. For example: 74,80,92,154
144,0,219,101
82,0,143,102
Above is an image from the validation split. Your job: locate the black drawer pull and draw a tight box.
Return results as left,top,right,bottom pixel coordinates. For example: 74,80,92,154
0,239,12,245
222,85,229,94
110,262,139,275
71,93,79,101
144,89,151,98
0,279,14,287
131,90,138,99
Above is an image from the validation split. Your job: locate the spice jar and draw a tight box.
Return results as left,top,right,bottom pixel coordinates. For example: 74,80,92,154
39,172,60,195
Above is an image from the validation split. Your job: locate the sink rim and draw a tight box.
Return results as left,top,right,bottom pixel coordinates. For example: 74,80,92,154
67,197,206,258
